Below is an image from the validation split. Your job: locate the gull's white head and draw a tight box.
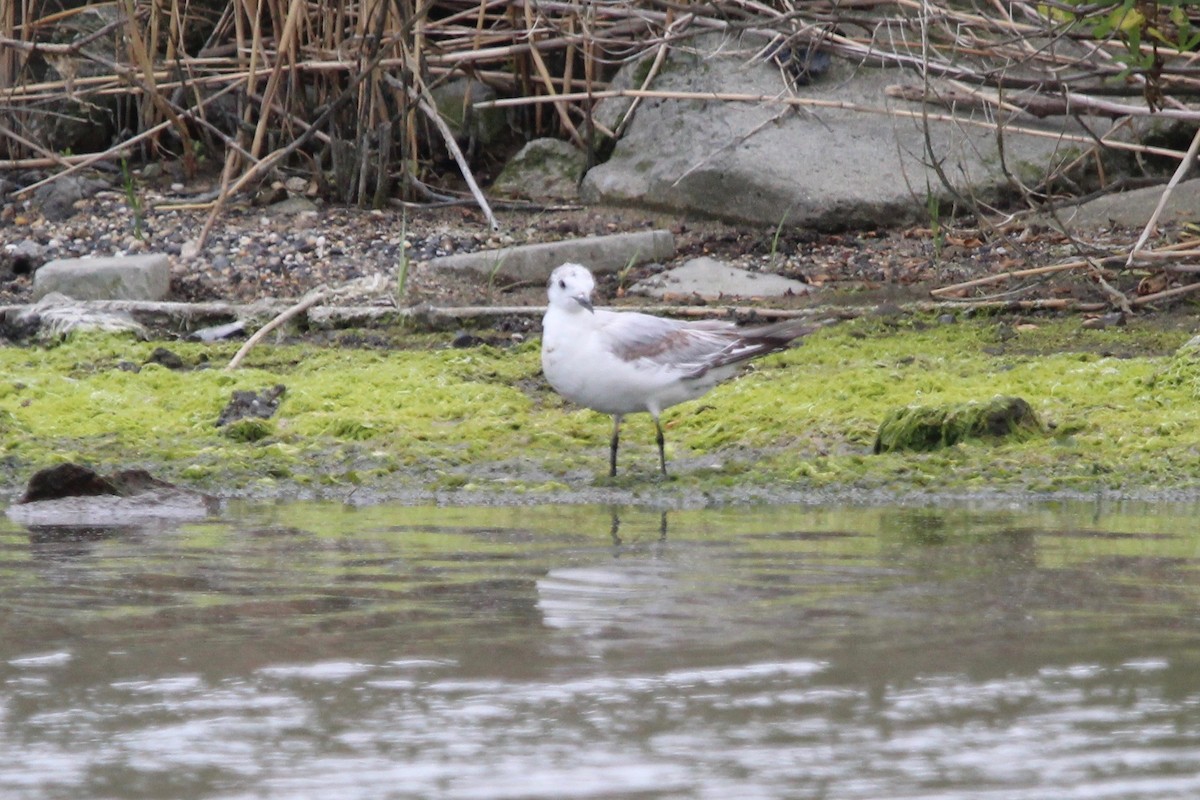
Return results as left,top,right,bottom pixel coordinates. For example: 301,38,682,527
547,262,595,314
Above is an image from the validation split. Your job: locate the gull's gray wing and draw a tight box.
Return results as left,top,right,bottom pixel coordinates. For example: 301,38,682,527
596,311,812,378
596,311,735,373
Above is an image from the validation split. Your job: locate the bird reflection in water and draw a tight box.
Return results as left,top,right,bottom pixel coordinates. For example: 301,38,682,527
608,507,668,550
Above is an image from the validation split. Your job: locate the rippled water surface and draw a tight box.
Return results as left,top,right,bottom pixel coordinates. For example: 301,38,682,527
4,500,1200,799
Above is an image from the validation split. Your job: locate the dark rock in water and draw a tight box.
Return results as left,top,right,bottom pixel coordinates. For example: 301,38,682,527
19,463,120,503
217,384,286,427
874,396,1043,454
19,463,191,503
10,463,220,528
106,468,177,496
148,347,185,369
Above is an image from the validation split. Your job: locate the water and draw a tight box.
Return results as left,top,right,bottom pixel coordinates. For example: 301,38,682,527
3,500,1200,799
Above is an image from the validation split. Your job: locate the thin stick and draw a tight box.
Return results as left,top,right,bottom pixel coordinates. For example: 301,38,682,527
386,70,499,230
1132,281,1200,306
11,118,174,191
522,0,586,148
1126,125,1200,267
931,237,1200,297
930,259,1093,296
226,286,329,370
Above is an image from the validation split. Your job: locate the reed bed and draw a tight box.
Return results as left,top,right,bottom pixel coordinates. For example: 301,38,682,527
2,0,1199,225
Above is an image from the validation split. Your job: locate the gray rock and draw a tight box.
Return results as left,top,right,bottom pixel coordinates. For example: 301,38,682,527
582,33,1115,230
431,78,507,146
7,238,43,258
32,175,110,222
33,254,171,301
492,138,586,201
631,257,813,300
428,230,674,283
264,195,318,216
1178,334,1200,356
1048,177,1200,230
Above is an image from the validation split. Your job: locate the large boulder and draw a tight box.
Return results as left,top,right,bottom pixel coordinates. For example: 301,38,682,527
582,33,1113,230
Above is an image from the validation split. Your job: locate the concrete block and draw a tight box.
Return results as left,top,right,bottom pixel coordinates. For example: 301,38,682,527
33,254,171,301
631,257,813,300
428,230,674,284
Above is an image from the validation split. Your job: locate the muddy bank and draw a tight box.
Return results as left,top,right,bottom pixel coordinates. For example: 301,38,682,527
1,311,1199,509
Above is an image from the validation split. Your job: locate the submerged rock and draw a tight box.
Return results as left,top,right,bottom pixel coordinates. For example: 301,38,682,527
7,463,219,528
874,396,1043,454
18,463,124,503
17,463,193,504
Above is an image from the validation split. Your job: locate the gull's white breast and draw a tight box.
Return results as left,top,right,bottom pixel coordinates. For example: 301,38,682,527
541,308,725,416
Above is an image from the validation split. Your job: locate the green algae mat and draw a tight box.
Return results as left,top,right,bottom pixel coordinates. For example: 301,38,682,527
1,315,1198,503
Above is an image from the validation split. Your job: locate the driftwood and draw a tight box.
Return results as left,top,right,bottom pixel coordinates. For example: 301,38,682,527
224,275,392,369
225,287,331,371
2,296,1169,345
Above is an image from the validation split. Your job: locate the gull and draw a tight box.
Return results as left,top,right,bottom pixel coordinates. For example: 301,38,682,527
541,262,820,477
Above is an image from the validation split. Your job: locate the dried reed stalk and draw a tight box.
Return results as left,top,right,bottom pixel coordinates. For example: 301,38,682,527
1,0,1198,236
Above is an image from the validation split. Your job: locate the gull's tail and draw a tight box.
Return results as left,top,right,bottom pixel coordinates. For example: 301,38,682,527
690,317,831,376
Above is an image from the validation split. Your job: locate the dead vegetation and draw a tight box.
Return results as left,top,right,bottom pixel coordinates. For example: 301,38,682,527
1,0,1199,310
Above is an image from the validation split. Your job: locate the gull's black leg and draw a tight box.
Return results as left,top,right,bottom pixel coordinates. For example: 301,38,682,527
653,415,668,477
609,414,623,477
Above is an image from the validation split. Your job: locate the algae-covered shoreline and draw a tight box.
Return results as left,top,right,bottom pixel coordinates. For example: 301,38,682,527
2,313,1200,508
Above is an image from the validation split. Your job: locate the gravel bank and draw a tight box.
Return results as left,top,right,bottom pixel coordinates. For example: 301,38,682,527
0,167,1141,316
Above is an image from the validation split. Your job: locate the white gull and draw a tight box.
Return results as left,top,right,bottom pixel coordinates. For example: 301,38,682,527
541,262,820,477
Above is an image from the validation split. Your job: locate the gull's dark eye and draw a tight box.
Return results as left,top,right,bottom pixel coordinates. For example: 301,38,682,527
558,279,566,289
